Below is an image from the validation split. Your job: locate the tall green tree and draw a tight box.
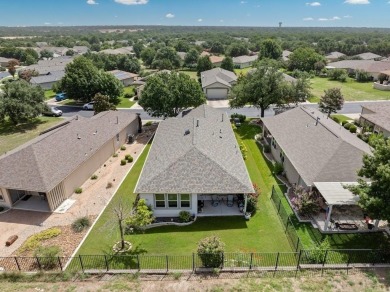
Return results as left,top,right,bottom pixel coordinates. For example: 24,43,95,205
318,88,344,117
184,48,199,68
210,41,225,54
288,47,326,72
259,39,282,60
349,139,390,221
220,56,234,72
93,93,116,115
139,72,206,118
40,49,53,59
7,59,19,78
0,80,46,125
132,42,144,58
140,47,156,68
227,43,248,57
197,56,213,76
152,47,181,70
230,62,287,117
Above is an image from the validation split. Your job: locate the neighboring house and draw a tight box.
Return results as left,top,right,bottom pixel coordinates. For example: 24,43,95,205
233,55,258,69
30,70,65,90
354,52,382,60
135,70,170,98
0,111,141,212
200,51,211,57
325,51,346,62
262,106,372,188
209,55,224,67
36,42,48,48
38,46,68,57
99,47,135,56
72,46,89,55
108,69,138,86
0,71,11,80
135,105,254,217
195,40,206,46
359,104,390,138
200,68,237,100
0,57,17,67
25,56,73,75
327,60,390,80
282,50,292,61
177,51,187,61
282,73,297,83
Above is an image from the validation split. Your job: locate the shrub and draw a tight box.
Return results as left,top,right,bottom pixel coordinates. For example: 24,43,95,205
106,182,113,189
125,154,133,162
273,162,284,175
349,125,357,133
246,183,261,214
134,95,139,101
341,120,349,126
124,92,132,99
294,186,320,217
91,174,98,180
305,239,330,264
197,236,225,268
353,119,361,127
144,121,153,126
120,159,127,165
231,113,246,123
19,228,61,253
343,122,352,130
378,73,388,84
74,188,82,194
125,199,154,233
239,142,247,160
179,211,192,223
113,153,118,157
71,216,91,233
357,133,363,140
34,245,61,270
328,68,348,82
263,144,271,153
120,145,126,150
355,69,372,82
331,116,340,124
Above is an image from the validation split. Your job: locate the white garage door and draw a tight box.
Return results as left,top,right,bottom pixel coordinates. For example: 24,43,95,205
206,88,228,100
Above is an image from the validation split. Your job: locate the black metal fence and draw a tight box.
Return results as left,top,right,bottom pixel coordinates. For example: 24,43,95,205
270,185,304,252
1,250,389,274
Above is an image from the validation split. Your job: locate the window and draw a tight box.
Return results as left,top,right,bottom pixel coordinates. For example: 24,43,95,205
155,194,165,208
116,133,120,142
280,151,285,163
168,194,178,208
180,194,191,208
271,138,276,149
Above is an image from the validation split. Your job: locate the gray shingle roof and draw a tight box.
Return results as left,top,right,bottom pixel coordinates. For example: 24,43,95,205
135,105,254,194
108,69,138,80
326,51,346,59
30,70,65,84
200,68,237,89
327,60,390,73
262,107,372,186
354,52,382,60
0,111,137,192
361,104,390,132
232,55,258,64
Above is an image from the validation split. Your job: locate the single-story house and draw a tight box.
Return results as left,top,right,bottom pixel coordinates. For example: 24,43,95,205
282,50,292,61
327,60,390,80
30,70,65,90
200,51,210,57
354,52,382,60
135,104,254,217
99,47,135,56
25,56,73,75
0,71,11,80
209,55,224,67
200,68,237,100
177,52,187,61
72,46,89,55
325,51,346,62
108,69,138,86
262,106,372,189
0,57,18,67
37,46,68,57
233,55,258,69
359,104,390,138
36,42,48,48
0,111,141,212
135,70,171,98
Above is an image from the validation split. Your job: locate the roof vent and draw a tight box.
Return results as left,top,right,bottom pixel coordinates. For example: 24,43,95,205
77,134,81,139
196,119,199,127
221,113,224,122
315,117,320,126
93,130,97,135
184,129,190,135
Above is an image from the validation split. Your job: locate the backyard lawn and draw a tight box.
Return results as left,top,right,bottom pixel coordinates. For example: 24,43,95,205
0,117,63,154
118,86,135,108
77,123,292,255
234,67,253,76
331,114,353,124
44,89,56,100
179,70,198,80
309,77,390,102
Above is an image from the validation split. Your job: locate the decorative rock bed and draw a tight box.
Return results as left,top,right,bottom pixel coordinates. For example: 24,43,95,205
113,241,132,253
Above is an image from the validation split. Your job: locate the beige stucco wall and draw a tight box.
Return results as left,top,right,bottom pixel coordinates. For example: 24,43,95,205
0,187,12,208
140,193,198,217
63,120,139,198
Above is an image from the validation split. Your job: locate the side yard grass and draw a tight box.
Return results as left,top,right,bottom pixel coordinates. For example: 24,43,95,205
310,77,390,102
44,89,55,100
179,70,198,80
0,117,63,154
234,67,253,76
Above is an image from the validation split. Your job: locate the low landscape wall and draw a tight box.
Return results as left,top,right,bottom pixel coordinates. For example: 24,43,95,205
373,82,390,91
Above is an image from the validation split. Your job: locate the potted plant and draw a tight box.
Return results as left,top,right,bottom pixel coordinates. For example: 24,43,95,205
244,212,251,220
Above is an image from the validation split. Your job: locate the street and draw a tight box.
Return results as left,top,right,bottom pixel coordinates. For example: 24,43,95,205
54,100,390,120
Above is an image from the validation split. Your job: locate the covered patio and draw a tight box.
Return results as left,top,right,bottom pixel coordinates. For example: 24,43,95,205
197,194,247,217
312,182,387,233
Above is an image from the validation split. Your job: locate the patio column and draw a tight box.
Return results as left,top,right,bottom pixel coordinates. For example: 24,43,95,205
244,194,248,213
374,219,380,228
324,204,333,231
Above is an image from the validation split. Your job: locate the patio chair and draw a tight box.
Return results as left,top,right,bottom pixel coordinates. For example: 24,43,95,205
211,195,219,207
227,195,234,207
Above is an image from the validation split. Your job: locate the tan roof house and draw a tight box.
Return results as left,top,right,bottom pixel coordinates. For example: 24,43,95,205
325,51,346,62
200,68,237,100
327,60,390,80
209,55,224,67
108,69,138,86
135,105,254,217
0,111,141,212
233,55,258,69
360,104,390,138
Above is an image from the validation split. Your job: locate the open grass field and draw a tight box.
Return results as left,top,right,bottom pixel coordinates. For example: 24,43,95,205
309,77,390,102
0,117,63,154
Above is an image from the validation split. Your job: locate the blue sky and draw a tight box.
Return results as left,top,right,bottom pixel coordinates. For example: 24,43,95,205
2,0,390,27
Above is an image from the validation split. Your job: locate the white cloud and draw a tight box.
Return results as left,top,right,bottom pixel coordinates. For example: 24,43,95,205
87,0,98,4
166,13,175,18
44,22,51,25
240,1,247,4
114,0,148,5
344,15,352,18
344,0,370,4
197,18,203,22
303,17,314,21
220,19,224,23
318,16,341,21
306,2,321,6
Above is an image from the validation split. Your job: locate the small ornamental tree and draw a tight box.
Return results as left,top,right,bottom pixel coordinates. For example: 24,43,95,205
7,59,19,78
197,56,213,76
197,236,225,268
220,56,234,72
318,88,344,117
93,93,116,115
125,199,154,232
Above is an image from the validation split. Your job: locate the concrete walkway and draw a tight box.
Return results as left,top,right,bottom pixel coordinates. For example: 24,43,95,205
0,127,156,257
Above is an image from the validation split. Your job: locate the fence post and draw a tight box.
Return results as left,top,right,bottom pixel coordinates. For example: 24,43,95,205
136,255,140,271
249,253,253,270
192,253,195,273
221,253,224,269
277,199,282,213
295,250,302,278
295,237,300,253
271,185,275,200
79,255,84,273
36,257,42,271
285,219,290,233
104,255,109,271
58,257,63,271
321,250,328,276
166,255,169,273
346,251,351,274
274,252,280,277
14,257,21,271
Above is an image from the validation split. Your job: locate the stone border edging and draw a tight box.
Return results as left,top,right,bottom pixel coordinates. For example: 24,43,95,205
142,216,197,230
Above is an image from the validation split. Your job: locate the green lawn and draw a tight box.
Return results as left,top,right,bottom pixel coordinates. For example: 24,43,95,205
234,67,253,76
78,123,292,255
44,90,56,100
118,86,135,108
0,117,63,154
309,77,390,102
179,70,198,80
331,114,352,124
